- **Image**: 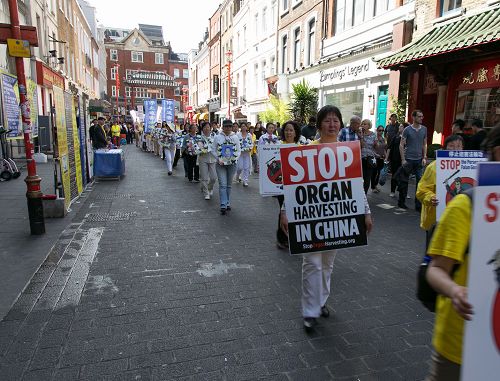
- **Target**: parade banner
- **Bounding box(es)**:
[1,72,21,139]
[258,144,285,196]
[436,150,487,220]
[163,99,175,123]
[462,162,500,380]
[280,142,367,255]
[143,99,157,133]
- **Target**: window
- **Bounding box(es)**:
[271,1,276,27]
[110,49,118,61]
[281,35,288,73]
[111,85,119,97]
[183,69,189,78]
[158,89,165,98]
[306,19,315,66]
[336,0,390,33]
[293,28,300,70]
[110,66,117,80]
[261,61,267,93]
[441,0,462,15]
[131,51,143,62]
[262,8,267,33]
[243,25,247,49]
[155,53,164,64]
[174,68,180,78]
[174,87,181,96]
[254,64,259,93]
[271,56,276,74]
[282,0,289,12]
[125,87,131,98]
[254,13,259,38]
[135,88,148,98]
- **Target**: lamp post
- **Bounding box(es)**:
[114,63,120,115]
[7,0,45,234]
[226,50,232,120]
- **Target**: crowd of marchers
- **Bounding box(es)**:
[88,109,500,381]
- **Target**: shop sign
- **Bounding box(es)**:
[319,59,384,87]
[213,75,219,95]
[36,61,64,89]
[208,98,220,112]
[230,87,238,99]
[424,73,438,95]
[125,71,180,87]
[459,60,500,90]
[7,39,30,58]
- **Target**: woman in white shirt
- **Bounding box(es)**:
[258,122,280,145]
[196,122,217,199]
[236,123,254,187]
[211,120,241,215]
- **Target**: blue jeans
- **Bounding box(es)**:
[216,164,236,209]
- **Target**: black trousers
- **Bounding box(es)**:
[370,158,385,189]
[186,155,199,181]
[275,195,287,246]
[173,148,180,168]
[362,158,374,194]
[390,161,402,193]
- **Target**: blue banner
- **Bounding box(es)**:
[161,99,175,123]
[143,99,157,133]
[1,73,21,138]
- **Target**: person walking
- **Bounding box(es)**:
[398,110,428,210]
[197,122,217,199]
[254,122,264,141]
[338,115,360,142]
[258,122,279,145]
[164,124,177,176]
[279,106,373,331]
[384,113,399,146]
[301,116,317,141]
[181,124,200,182]
[371,125,387,193]
[385,123,406,197]
[236,123,253,187]
[111,120,121,147]
[212,120,241,215]
[93,117,108,150]
[425,124,500,381]
[360,119,377,194]
[468,118,487,150]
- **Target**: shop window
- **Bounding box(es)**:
[441,0,462,16]
[455,87,500,130]
[325,89,364,119]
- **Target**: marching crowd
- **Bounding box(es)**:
[89,108,500,381]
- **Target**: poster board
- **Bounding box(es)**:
[143,99,157,133]
[436,150,487,220]
[258,144,285,196]
[53,85,71,209]
[462,162,500,380]
[280,142,367,255]
[1,72,21,139]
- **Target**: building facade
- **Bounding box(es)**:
[208,6,222,122]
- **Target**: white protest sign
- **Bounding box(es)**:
[258,144,284,196]
[280,141,367,255]
[436,150,487,220]
[462,162,500,380]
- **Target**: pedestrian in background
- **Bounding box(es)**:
[182,124,200,183]
[301,116,317,141]
[212,120,241,215]
[254,121,264,140]
[384,113,399,146]
[425,124,500,381]
[249,126,259,174]
[280,106,373,331]
[360,119,377,194]
[236,123,253,187]
[111,120,121,147]
[398,110,428,210]
[371,125,387,193]
[385,123,406,197]
[468,118,487,150]
[197,122,217,200]
[258,122,279,145]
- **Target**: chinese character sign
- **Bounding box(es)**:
[143,99,157,133]
[280,142,367,255]
[161,99,175,123]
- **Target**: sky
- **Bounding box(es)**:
[88,0,222,53]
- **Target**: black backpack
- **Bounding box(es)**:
[416,189,474,312]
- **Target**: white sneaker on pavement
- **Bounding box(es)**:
[204,194,210,200]
[389,192,395,197]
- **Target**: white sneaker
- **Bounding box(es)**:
[243,182,248,187]
[209,190,213,196]
[407,195,411,199]
[389,192,395,198]
[204,194,210,200]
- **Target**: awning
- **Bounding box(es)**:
[376,6,500,69]
[199,112,209,120]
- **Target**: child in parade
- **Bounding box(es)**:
[279,106,373,331]
[258,122,280,145]
[236,123,254,187]
[249,126,259,174]
[181,124,200,182]
[196,122,217,199]
[212,119,241,215]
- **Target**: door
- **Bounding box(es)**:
[376,86,389,128]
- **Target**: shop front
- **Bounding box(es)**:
[287,52,391,129]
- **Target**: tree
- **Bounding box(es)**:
[258,95,292,125]
[389,83,410,125]
[289,79,318,125]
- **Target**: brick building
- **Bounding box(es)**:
[103,24,188,118]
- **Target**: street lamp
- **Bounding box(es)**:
[226,50,232,120]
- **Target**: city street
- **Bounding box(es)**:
[0,145,434,380]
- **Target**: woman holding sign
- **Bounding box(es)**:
[280,105,373,331]
[212,120,241,215]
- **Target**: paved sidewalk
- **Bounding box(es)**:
[0,145,433,380]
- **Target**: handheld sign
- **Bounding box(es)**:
[280,141,367,255]
[436,150,487,220]
[258,145,284,196]
[462,162,500,380]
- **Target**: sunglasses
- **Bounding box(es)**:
[377,129,384,132]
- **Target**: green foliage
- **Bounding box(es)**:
[258,95,292,125]
[289,80,318,125]
[389,83,409,124]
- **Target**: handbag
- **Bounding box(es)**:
[379,163,389,186]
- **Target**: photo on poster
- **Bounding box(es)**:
[258,145,287,196]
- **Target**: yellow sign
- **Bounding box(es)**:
[7,39,31,58]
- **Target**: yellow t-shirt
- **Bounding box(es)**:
[111,124,121,137]
[427,193,471,364]
[416,161,437,231]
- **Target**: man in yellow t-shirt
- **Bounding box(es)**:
[111,121,121,147]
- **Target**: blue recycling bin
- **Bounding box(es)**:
[93,149,125,177]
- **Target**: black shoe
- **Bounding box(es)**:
[226,206,231,211]
[320,305,330,318]
[303,317,316,332]
[168,171,172,176]
[276,241,288,250]
[220,208,226,215]
[398,203,408,209]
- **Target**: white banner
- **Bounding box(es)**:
[258,145,286,196]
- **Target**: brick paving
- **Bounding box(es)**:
[0,145,433,380]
